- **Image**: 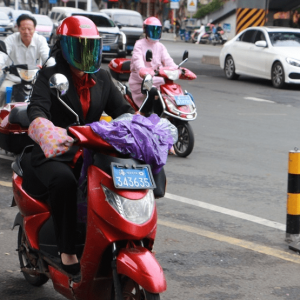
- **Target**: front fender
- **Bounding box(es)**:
[116,246,166,294]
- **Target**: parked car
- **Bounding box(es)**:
[100,9,143,54]
[0,11,13,35]
[220,26,300,88]
[8,9,32,32]
[0,7,14,18]
[33,14,53,43]
[50,11,126,58]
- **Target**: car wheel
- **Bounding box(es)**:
[271,62,285,88]
[224,55,239,80]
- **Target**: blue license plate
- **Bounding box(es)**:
[111,163,156,189]
[126,45,134,50]
[103,45,111,51]
[174,95,193,106]
[0,28,4,32]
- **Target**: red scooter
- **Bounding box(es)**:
[11,73,166,300]
[108,50,197,157]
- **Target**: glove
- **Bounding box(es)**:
[139,67,155,78]
[28,117,74,158]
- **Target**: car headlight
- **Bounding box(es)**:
[102,185,154,225]
[163,69,180,81]
[119,32,126,44]
[286,57,300,67]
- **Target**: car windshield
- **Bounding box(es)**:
[0,12,9,20]
[73,14,115,27]
[113,14,143,27]
[269,32,300,47]
[34,15,52,26]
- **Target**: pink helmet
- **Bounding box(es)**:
[143,17,162,41]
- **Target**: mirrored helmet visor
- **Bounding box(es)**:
[145,25,162,40]
[60,35,102,73]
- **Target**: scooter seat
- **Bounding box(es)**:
[8,105,30,128]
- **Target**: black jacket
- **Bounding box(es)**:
[28,55,135,166]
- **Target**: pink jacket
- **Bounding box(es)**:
[128,38,177,107]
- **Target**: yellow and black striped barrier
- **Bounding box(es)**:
[286,148,300,251]
[236,8,266,34]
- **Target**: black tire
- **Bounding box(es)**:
[18,226,49,287]
[113,275,160,299]
[224,55,239,80]
[173,122,194,158]
[271,62,285,88]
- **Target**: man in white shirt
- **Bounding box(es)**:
[195,23,206,44]
[163,19,170,33]
[0,14,54,107]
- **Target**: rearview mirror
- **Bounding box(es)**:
[49,73,80,124]
[146,50,153,62]
[182,50,188,61]
[0,40,7,55]
[49,73,69,96]
[141,74,153,93]
[255,40,267,48]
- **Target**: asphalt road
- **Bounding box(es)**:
[1,40,300,299]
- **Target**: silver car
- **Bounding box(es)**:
[0,11,13,35]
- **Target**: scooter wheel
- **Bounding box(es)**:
[113,275,160,299]
[173,122,194,157]
[18,226,49,286]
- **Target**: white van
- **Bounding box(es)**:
[49,7,84,24]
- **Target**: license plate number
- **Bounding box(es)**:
[0,28,5,32]
[126,45,134,50]
[111,163,156,189]
[174,95,193,106]
[103,45,111,51]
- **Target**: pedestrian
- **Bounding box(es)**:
[163,19,170,33]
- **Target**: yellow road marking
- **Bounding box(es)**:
[158,219,300,264]
[0,180,12,187]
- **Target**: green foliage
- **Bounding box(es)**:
[193,0,225,19]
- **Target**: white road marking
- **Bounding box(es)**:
[164,192,285,231]
[244,97,275,103]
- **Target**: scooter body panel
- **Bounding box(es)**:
[117,246,167,293]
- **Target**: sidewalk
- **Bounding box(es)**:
[161,32,220,66]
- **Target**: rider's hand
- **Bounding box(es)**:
[139,67,155,78]
[28,117,74,158]
[37,64,42,69]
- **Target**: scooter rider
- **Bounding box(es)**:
[128,16,177,108]
[0,14,55,107]
[27,16,135,277]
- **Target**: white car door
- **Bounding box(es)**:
[247,30,270,78]
[232,29,257,75]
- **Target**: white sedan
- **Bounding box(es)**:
[219,26,300,88]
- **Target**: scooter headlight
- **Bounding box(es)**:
[165,98,179,115]
[17,68,39,82]
[102,185,155,224]
[163,69,180,81]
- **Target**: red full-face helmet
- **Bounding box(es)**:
[143,17,162,41]
[56,16,102,73]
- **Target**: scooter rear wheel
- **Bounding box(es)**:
[174,122,194,157]
[18,226,49,286]
[114,275,160,299]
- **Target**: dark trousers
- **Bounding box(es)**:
[33,159,82,254]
